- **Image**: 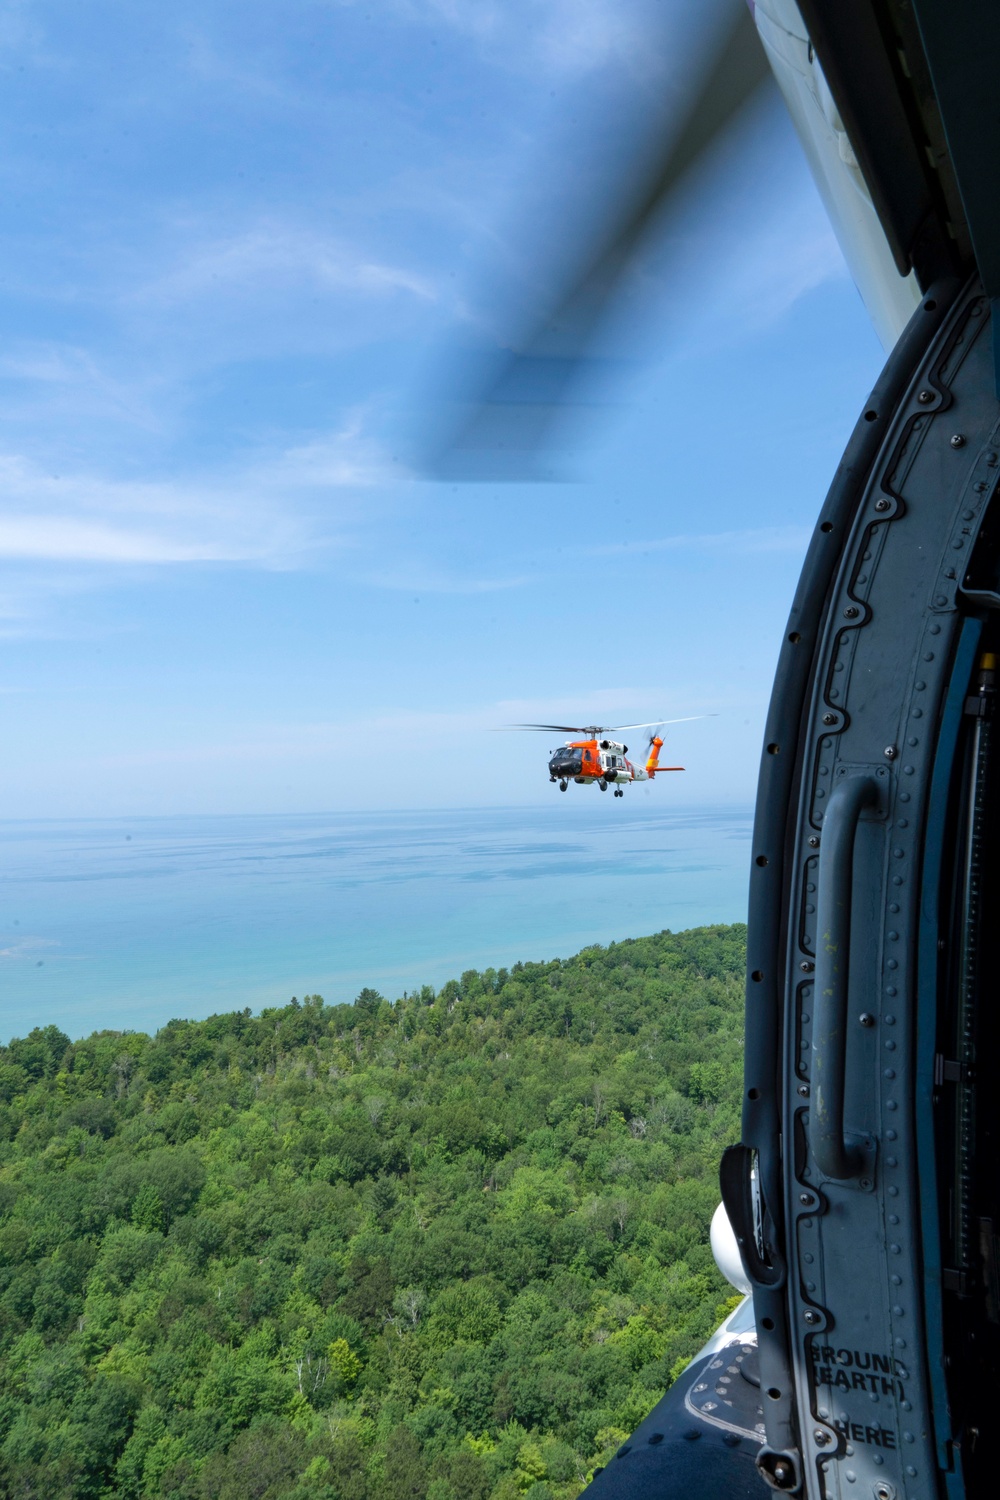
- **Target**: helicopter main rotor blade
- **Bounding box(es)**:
[504,724,595,733]
[503,714,716,734]
[429,2,772,480]
[612,714,716,731]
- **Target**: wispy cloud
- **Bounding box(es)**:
[0,516,261,564]
[0,411,398,572]
[654,111,850,345]
[0,458,306,566]
[710,204,848,333]
[78,688,723,771]
[0,342,167,440]
[135,223,438,309]
[251,414,401,490]
[348,0,690,81]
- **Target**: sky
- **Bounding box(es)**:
[0,0,888,818]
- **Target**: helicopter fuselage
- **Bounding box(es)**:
[547,736,682,794]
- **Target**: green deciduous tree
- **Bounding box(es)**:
[0,925,746,1500]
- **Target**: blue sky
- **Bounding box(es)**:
[0,0,887,817]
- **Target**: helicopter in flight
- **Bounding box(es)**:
[512,717,704,794]
[434,0,1000,1496]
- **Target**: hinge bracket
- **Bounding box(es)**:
[934,1054,973,1085]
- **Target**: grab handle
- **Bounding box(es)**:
[811,774,878,1179]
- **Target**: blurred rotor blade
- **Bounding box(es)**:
[502,714,716,733]
[613,714,716,730]
[429,1,771,480]
[503,723,592,733]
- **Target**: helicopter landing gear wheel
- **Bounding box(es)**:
[559,780,567,791]
[599,779,608,791]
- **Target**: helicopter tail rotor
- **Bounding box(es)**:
[644,728,687,776]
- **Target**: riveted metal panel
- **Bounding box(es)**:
[742,276,962,1498]
[778,282,1000,1500]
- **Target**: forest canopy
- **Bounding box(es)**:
[0,923,746,1500]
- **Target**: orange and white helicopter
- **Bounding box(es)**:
[512,717,709,797]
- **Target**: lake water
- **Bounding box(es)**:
[0,802,752,1043]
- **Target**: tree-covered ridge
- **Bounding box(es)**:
[0,923,747,1500]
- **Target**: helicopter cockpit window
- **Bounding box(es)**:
[549,747,583,773]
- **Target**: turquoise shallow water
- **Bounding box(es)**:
[0,802,752,1043]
